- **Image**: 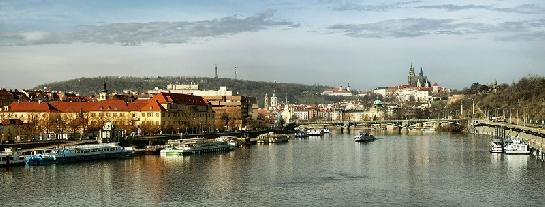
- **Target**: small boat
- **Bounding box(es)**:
[504,138,530,154]
[322,128,330,134]
[0,148,25,167]
[354,132,376,142]
[306,129,324,136]
[25,143,134,166]
[161,138,233,156]
[256,132,290,143]
[489,138,503,153]
[294,131,308,138]
[216,136,241,147]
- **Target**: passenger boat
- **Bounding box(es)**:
[306,129,324,136]
[322,128,330,134]
[489,138,503,153]
[256,132,290,143]
[504,138,531,154]
[0,148,25,167]
[354,132,376,142]
[25,143,134,166]
[160,138,233,156]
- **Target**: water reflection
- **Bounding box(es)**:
[2,133,545,206]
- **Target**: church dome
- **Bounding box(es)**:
[373,99,383,106]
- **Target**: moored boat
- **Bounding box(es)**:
[354,132,376,142]
[489,138,503,153]
[257,132,290,143]
[216,136,242,147]
[160,138,233,156]
[294,131,308,138]
[306,129,324,136]
[322,128,330,134]
[0,148,25,167]
[504,138,531,155]
[25,143,134,166]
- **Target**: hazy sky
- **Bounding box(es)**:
[1,0,544,90]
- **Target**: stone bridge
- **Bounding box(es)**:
[298,119,463,128]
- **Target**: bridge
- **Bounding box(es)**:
[472,120,545,137]
[472,119,545,157]
[297,119,463,128]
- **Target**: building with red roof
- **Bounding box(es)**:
[0,92,215,138]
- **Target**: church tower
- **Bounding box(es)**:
[270,91,278,110]
[270,81,278,110]
[264,93,269,109]
[98,81,109,101]
[408,63,415,85]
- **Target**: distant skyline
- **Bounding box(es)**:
[1,0,544,90]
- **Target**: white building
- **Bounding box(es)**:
[151,84,233,96]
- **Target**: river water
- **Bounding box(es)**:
[1,132,545,206]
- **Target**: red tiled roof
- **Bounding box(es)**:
[128,100,165,111]
[8,102,57,112]
[50,100,130,112]
[151,93,208,106]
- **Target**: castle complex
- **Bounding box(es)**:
[408,64,431,87]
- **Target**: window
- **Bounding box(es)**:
[141,113,145,117]
[147,113,152,117]
[156,113,160,117]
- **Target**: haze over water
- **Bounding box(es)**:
[1,132,544,206]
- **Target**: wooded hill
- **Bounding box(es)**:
[35,76,349,106]
[460,75,545,121]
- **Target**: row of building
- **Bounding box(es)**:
[0,84,259,141]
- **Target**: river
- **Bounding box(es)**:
[1,132,544,206]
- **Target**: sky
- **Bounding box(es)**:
[0,0,544,90]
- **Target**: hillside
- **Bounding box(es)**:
[458,75,545,121]
[35,76,348,105]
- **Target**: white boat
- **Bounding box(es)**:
[504,138,531,154]
[0,148,25,167]
[216,136,241,147]
[322,128,330,134]
[306,129,324,136]
[294,131,308,138]
[160,138,233,156]
[354,132,376,142]
[489,138,503,153]
[25,143,134,166]
[256,132,290,143]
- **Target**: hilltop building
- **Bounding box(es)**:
[408,64,431,87]
[321,83,353,97]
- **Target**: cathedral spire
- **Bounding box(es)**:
[419,67,424,76]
